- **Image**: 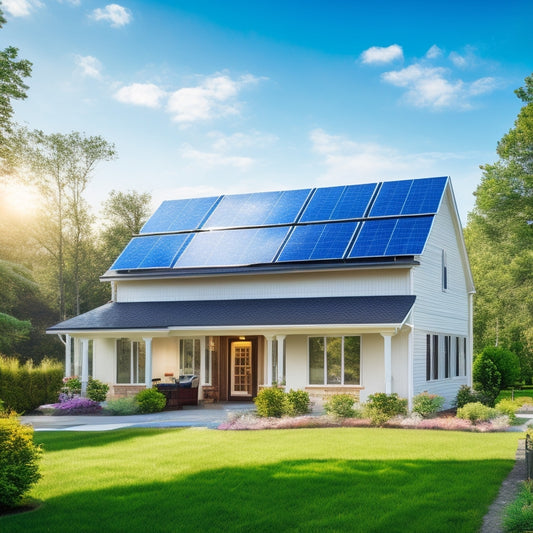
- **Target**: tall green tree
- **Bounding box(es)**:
[465,73,533,381]
[11,129,117,319]
[0,7,31,167]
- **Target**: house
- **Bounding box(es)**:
[47,176,474,409]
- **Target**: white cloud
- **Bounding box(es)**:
[381,64,499,110]
[167,74,263,123]
[426,45,443,59]
[91,4,132,27]
[75,55,103,79]
[180,144,254,170]
[114,83,166,108]
[2,0,42,17]
[360,44,403,65]
[209,130,278,152]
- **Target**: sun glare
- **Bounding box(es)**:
[1,183,40,217]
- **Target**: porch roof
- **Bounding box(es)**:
[47,295,416,333]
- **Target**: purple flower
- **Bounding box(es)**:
[52,397,102,415]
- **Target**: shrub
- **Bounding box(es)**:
[454,385,479,408]
[473,355,501,406]
[254,387,286,417]
[52,397,102,415]
[364,393,408,426]
[103,397,140,415]
[284,389,310,416]
[503,481,533,532]
[478,346,521,390]
[0,357,63,412]
[61,376,81,399]
[0,414,42,509]
[456,402,496,423]
[496,398,520,423]
[135,388,166,414]
[412,391,445,418]
[324,394,358,418]
[87,378,109,402]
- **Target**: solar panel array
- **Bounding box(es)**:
[110,176,448,271]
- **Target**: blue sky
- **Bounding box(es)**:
[2,0,532,223]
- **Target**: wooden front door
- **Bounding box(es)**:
[230,341,253,397]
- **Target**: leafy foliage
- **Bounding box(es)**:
[503,481,533,533]
[456,402,497,423]
[87,378,109,402]
[254,386,286,417]
[134,388,166,414]
[465,73,533,382]
[412,391,445,418]
[52,397,102,415]
[473,352,502,406]
[0,413,41,509]
[103,397,140,415]
[363,393,408,426]
[454,385,480,408]
[324,393,358,418]
[284,389,310,416]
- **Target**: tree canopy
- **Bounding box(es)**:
[465,73,533,381]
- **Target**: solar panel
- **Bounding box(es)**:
[369,180,412,217]
[348,216,433,258]
[300,183,376,222]
[174,226,290,268]
[203,189,311,228]
[141,196,220,233]
[401,176,447,215]
[277,222,358,262]
[111,234,191,270]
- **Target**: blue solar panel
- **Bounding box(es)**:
[300,183,376,222]
[203,189,310,228]
[277,222,358,262]
[401,176,447,215]
[348,216,433,258]
[111,234,191,269]
[174,226,290,268]
[141,196,220,233]
[369,180,412,217]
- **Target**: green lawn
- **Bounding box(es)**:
[1,428,522,533]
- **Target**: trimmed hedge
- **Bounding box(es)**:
[0,356,63,413]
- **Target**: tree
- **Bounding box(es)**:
[100,189,152,267]
[465,73,533,380]
[11,128,116,319]
[0,7,32,166]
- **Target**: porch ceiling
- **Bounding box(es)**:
[47,295,415,334]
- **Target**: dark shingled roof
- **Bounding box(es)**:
[47,295,416,332]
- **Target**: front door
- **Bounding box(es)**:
[230,341,253,397]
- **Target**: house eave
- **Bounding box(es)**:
[100,257,420,282]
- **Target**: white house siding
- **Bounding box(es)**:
[114,269,411,303]
[411,190,471,407]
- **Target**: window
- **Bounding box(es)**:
[179,338,201,376]
[455,337,460,377]
[426,334,439,381]
[309,336,360,385]
[116,339,145,384]
[442,249,448,290]
[444,336,451,378]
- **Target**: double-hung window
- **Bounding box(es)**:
[179,338,201,376]
[309,336,360,385]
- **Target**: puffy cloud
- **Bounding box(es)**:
[90,4,132,27]
[180,144,254,170]
[209,130,278,152]
[167,74,263,123]
[114,83,166,108]
[360,44,403,65]
[2,0,42,17]
[75,55,102,79]
[425,45,443,59]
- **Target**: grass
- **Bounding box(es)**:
[1,428,522,533]
[498,389,533,402]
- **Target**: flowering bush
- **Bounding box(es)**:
[412,391,445,418]
[52,397,102,415]
[61,376,81,400]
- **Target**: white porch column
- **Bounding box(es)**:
[143,337,153,389]
[200,336,207,385]
[81,338,89,397]
[266,336,274,386]
[381,334,392,394]
[65,334,72,378]
[276,335,286,386]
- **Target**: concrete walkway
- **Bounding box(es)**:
[20,402,256,431]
